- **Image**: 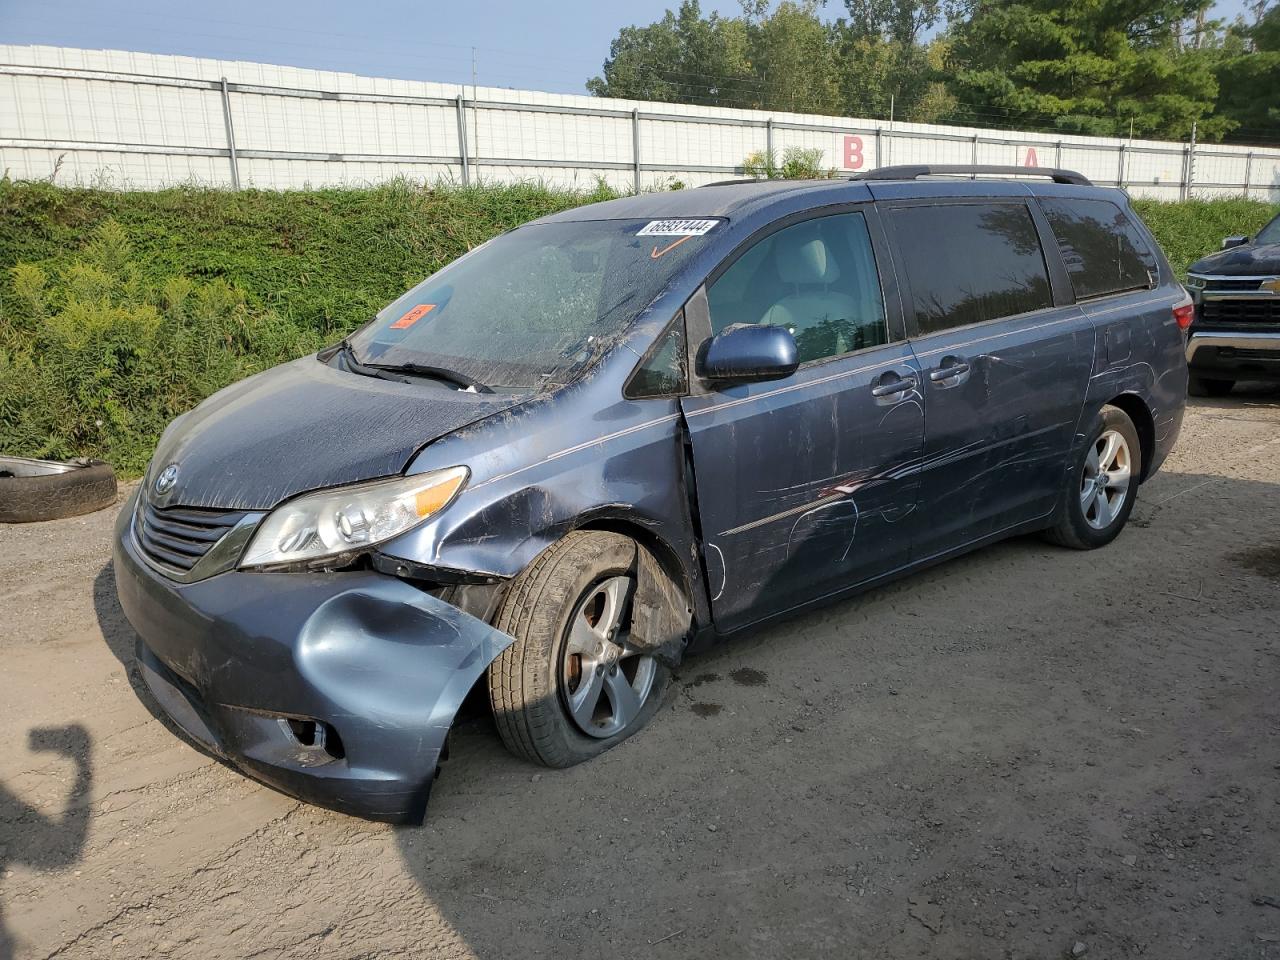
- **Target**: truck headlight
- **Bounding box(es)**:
[239,467,468,569]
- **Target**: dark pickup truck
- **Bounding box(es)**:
[1185,213,1280,395]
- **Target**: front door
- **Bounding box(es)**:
[884,199,1095,559]
[680,208,925,633]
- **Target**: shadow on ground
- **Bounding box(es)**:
[0,726,92,960]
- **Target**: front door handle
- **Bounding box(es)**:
[928,356,971,382]
[870,371,917,398]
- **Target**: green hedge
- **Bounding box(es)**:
[0,178,1275,475]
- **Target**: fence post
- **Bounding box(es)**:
[1055,140,1063,170]
[632,108,641,192]
[971,133,979,173]
[1182,121,1197,201]
[1244,151,1253,199]
[219,77,240,190]
[455,94,470,186]
[766,117,774,160]
[1117,142,1126,189]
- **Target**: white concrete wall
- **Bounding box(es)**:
[2,44,1278,200]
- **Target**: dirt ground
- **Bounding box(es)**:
[2,389,1278,960]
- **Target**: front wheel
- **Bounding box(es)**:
[487,531,670,767]
[1044,405,1142,550]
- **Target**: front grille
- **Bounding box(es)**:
[136,500,249,572]
[1200,299,1280,325]
[1202,278,1266,292]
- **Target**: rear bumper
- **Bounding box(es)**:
[1186,330,1280,381]
[112,490,514,823]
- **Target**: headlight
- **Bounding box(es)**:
[239,466,469,569]
[1184,275,1207,291]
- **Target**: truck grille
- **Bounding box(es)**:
[135,501,249,572]
[1202,278,1265,292]
[1200,299,1280,324]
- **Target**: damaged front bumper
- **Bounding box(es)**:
[112,493,514,823]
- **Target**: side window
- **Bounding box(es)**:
[706,212,888,365]
[1038,198,1157,300]
[891,202,1053,335]
[625,319,687,399]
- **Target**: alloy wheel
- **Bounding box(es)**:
[560,575,657,739]
[1080,428,1132,530]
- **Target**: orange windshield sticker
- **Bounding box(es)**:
[390,303,435,329]
[650,236,692,259]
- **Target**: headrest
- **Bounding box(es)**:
[777,236,840,284]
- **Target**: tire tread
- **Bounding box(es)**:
[487,531,668,768]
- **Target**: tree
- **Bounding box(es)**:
[751,1,845,114]
[1210,3,1280,141]
[586,1,756,108]
[588,0,946,119]
[942,0,1232,140]
[585,0,1280,147]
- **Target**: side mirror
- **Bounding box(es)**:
[699,323,799,383]
[1222,235,1249,250]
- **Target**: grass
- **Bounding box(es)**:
[1131,197,1277,276]
[0,177,1275,475]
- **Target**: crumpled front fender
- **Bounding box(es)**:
[114,502,515,823]
[295,583,515,758]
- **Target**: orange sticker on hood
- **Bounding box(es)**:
[390,303,435,329]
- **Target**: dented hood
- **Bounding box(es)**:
[150,355,522,511]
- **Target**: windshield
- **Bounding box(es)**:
[348,219,716,391]
[1256,215,1280,246]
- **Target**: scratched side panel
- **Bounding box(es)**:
[679,342,925,632]
[909,306,1096,557]
[1078,287,1187,474]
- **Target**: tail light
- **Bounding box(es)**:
[1173,292,1194,331]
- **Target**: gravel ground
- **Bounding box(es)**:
[2,390,1278,960]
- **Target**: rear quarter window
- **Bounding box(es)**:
[1038,198,1157,300]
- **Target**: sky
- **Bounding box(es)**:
[0,0,1262,96]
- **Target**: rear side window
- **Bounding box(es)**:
[1039,198,1157,300]
[891,202,1052,335]
[707,211,888,365]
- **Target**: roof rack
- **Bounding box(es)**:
[849,164,1092,186]
[700,177,770,187]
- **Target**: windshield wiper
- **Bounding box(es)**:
[334,341,494,393]
[334,340,412,384]
[367,361,494,394]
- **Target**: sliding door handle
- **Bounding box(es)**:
[871,371,917,398]
[929,357,971,382]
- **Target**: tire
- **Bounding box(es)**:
[1043,405,1142,550]
[0,457,118,523]
[1188,376,1234,398]
[487,531,671,768]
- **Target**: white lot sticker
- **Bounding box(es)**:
[636,219,719,237]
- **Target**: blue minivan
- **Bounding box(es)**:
[114,166,1189,822]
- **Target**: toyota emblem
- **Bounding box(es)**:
[154,463,179,495]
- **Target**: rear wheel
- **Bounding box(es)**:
[487,531,670,767]
[1188,375,1234,398]
[1044,405,1142,550]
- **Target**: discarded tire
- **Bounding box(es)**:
[0,456,118,523]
